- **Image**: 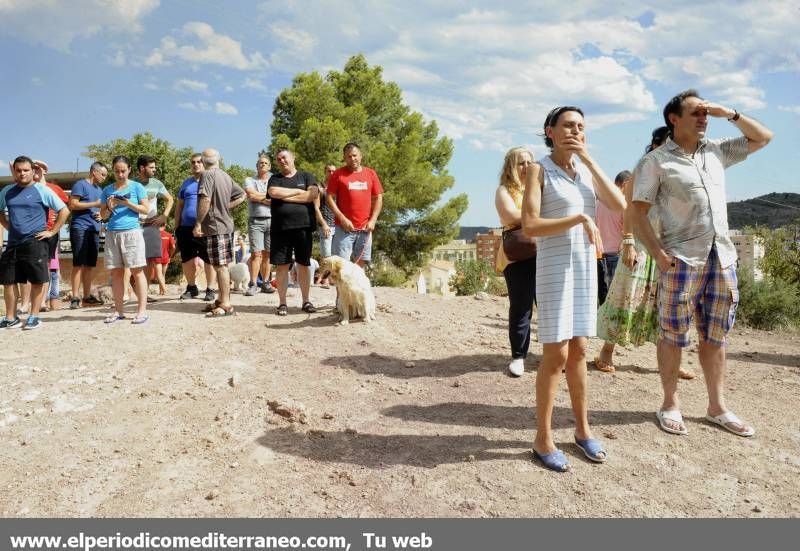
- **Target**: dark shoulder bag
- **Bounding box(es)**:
[502,226,537,262]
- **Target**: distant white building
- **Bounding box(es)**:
[432,240,476,263]
[732,234,765,281]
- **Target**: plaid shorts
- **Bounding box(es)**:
[658,246,739,347]
[205,233,234,266]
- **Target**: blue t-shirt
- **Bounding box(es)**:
[178,176,201,227]
[101,181,148,231]
[0,182,67,246]
[70,179,103,232]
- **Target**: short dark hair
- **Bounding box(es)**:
[112,155,131,168]
[190,153,202,160]
[663,89,702,136]
[543,106,584,148]
[343,142,360,154]
[12,155,34,169]
[137,155,156,169]
[614,170,632,186]
[647,126,670,152]
[89,161,107,173]
[275,148,292,156]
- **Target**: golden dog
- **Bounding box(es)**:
[319,256,376,325]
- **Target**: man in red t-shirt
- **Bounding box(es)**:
[326,143,383,267]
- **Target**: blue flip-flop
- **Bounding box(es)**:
[574,437,607,463]
[532,448,570,472]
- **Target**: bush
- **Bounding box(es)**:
[368,258,407,287]
[736,269,800,330]
[486,276,508,297]
[450,259,495,296]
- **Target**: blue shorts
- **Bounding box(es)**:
[319,226,335,258]
[70,227,100,267]
[332,229,372,263]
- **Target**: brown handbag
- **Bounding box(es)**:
[502,226,537,262]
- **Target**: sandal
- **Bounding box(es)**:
[656,409,688,435]
[705,412,755,437]
[593,356,615,373]
[532,448,570,472]
[574,437,607,463]
[131,314,149,325]
[276,304,288,316]
[104,313,126,324]
[202,299,222,313]
[301,301,317,313]
[206,305,235,317]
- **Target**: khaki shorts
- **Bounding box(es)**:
[104,229,147,269]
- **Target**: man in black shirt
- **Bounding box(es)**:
[267,148,320,315]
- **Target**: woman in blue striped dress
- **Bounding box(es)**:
[521,106,626,472]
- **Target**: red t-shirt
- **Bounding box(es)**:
[326,166,383,230]
[159,229,175,265]
[45,182,69,230]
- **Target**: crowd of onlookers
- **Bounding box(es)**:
[0,142,383,325]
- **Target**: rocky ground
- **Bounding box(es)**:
[1,286,799,517]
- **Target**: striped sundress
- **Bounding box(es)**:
[535,156,598,343]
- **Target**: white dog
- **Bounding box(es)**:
[229,262,250,292]
[319,256,376,325]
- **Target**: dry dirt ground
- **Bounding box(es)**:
[1,285,799,518]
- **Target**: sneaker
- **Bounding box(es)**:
[508,358,525,377]
[276,304,288,316]
[22,316,41,330]
[261,282,276,294]
[244,284,258,297]
[0,317,21,329]
[69,298,81,309]
[203,288,216,302]
[180,285,200,300]
[82,295,103,306]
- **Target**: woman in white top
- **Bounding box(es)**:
[521,106,625,472]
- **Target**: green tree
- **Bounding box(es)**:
[449,259,495,296]
[268,54,468,279]
[84,132,253,234]
[746,225,800,285]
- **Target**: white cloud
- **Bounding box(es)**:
[214,102,238,115]
[0,0,159,51]
[178,101,238,115]
[107,50,126,67]
[31,77,42,86]
[242,77,267,91]
[144,82,159,91]
[178,101,210,112]
[174,78,208,92]
[779,105,800,114]
[224,85,234,93]
[145,22,268,70]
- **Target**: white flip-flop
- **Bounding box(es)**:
[656,409,688,435]
[705,412,755,437]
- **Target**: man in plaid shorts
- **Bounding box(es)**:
[193,148,245,317]
[632,89,772,437]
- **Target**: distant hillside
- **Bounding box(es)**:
[728,193,800,229]
[457,226,492,242]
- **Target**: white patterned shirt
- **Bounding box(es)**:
[633,135,748,268]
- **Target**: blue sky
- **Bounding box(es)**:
[2,0,798,226]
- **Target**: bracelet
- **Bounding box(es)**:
[728,110,740,122]
[622,233,634,239]
[621,238,635,246]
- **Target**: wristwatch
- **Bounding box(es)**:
[727,110,740,122]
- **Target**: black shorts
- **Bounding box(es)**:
[270,228,313,266]
[70,227,100,267]
[176,226,209,263]
[0,238,50,285]
[47,232,60,260]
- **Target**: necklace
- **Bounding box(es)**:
[551,156,574,172]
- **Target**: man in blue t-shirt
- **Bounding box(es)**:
[68,161,107,309]
[174,153,217,301]
[0,156,69,330]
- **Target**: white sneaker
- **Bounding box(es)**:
[508,358,524,377]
